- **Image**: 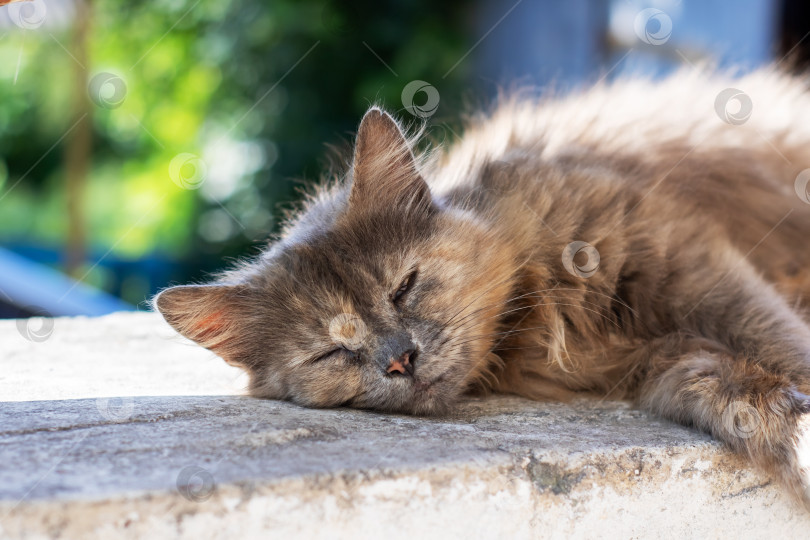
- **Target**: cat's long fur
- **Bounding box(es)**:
[156,67,810,506]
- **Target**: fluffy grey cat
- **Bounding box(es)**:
[156,68,810,507]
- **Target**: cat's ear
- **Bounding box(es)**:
[154,284,251,367]
[349,107,431,210]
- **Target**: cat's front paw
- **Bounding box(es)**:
[794,413,810,506]
[771,390,810,508]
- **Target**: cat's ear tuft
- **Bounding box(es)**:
[350,107,431,211]
[154,284,250,367]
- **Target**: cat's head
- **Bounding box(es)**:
[155,108,516,415]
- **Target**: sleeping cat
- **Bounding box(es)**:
[155,68,810,506]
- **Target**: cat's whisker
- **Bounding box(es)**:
[507,287,638,317]
[448,293,620,333]
[441,286,566,331]
[442,282,637,337]
[440,270,523,329]
[440,301,621,361]
[443,290,547,398]
[446,299,620,347]
[439,248,543,330]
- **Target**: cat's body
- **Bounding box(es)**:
[432,69,810,397]
[156,68,810,506]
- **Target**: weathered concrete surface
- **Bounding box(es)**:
[1,312,809,539]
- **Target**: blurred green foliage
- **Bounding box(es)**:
[0,0,472,304]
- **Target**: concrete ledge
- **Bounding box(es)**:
[1,313,809,538]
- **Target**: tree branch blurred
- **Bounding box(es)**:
[64,0,92,276]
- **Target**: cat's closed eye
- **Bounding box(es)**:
[311,348,345,364]
[392,270,417,305]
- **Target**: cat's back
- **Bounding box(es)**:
[429,67,810,196]
[426,67,810,304]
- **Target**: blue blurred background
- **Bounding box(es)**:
[0,0,806,318]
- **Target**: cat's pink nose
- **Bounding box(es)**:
[386,349,416,376]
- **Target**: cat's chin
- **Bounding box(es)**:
[395,368,480,416]
[402,395,455,416]
[407,373,453,415]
